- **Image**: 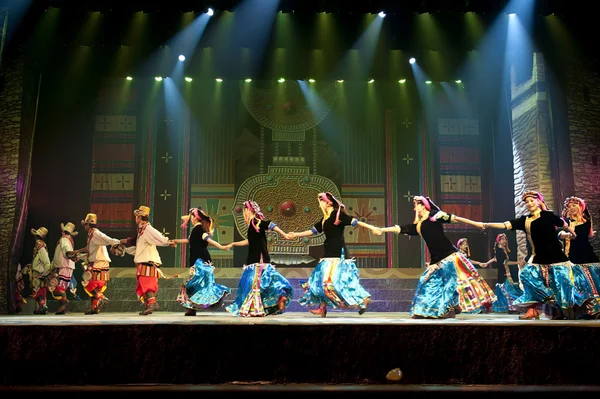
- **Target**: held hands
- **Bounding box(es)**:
[223,243,233,251]
[168,240,176,248]
[287,232,297,240]
[372,228,383,236]
[473,222,486,231]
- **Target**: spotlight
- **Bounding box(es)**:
[178,55,185,61]
[455,79,462,83]
[308,78,315,83]
[245,78,252,82]
[155,76,163,81]
[399,79,406,83]
[278,78,285,82]
[336,79,344,83]
[508,13,516,16]
[425,80,432,84]
[126,76,133,81]
[378,11,386,17]
[207,8,214,16]
[185,77,192,82]
[368,79,375,83]
[409,58,416,64]
[216,78,223,82]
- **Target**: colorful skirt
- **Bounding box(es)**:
[491,281,523,313]
[226,263,293,317]
[411,252,496,318]
[178,259,230,310]
[514,261,581,310]
[298,256,370,310]
[572,263,600,318]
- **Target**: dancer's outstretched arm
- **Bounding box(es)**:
[272,225,291,240]
[356,221,383,236]
[287,230,315,239]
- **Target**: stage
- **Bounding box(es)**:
[2,311,600,388]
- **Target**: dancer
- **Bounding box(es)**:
[225,200,293,317]
[50,222,79,315]
[172,207,231,316]
[77,213,121,314]
[483,191,579,320]
[380,196,496,318]
[287,192,382,317]
[456,238,493,267]
[123,206,175,315]
[559,196,600,318]
[481,233,524,314]
[29,227,51,315]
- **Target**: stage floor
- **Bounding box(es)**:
[2,311,600,326]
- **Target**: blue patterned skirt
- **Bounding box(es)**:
[514,262,581,310]
[491,281,523,313]
[298,256,371,311]
[572,263,600,318]
[177,259,230,310]
[411,252,496,318]
[226,263,293,317]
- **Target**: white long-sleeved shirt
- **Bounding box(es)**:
[52,235,75,271]
[124,223,170,265]
[87,228,120,263]
[32,240,51,275]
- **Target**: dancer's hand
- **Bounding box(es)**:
[473,222,485,231]
[287,232,297,239]
[223,243,233,250]
[168,241,176,248]
[372,228,383,236]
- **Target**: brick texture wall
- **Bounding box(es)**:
[565,64,600,255]
[0,53,24,312]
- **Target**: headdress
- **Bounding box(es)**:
[318,192,346,225]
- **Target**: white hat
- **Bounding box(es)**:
[60,222,79,236]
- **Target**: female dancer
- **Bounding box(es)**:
[225,200,293,317]
[172,208,231,316]
[287,192,382,317]
[483,191,579,320]
[380,196,496,318]
[456,238,492,267]
[559,196,600,318]
[481,233,524,314]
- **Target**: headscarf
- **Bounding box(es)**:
[181,207,214,235]
[244,200,264,232]
[318,192,346,225]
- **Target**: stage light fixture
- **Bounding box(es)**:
[207,8,214,16]
[399,79,406,83]
[245,78,252,82]
[425,80,432,84]
[155,76,163,81]
[337,79,344,83]
[278,78,285,82]
[308,79,316,83]
[378,11,386,17]
[126,76,133,81]
[368,79,375,83]
[185,77,192,82]
[216,78,223,82]
[409,58,416,64]
[178,55,185,61]
[455,79,462,83]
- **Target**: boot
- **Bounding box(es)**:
[55,296,68,315]
[519,307,540,320]
[184,308,197,316]
[139,292,159,315]
[85,297,99,315]
[309,302,327,317]
[358,297,371,315]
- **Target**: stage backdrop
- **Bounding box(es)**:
[80,78,499,268]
